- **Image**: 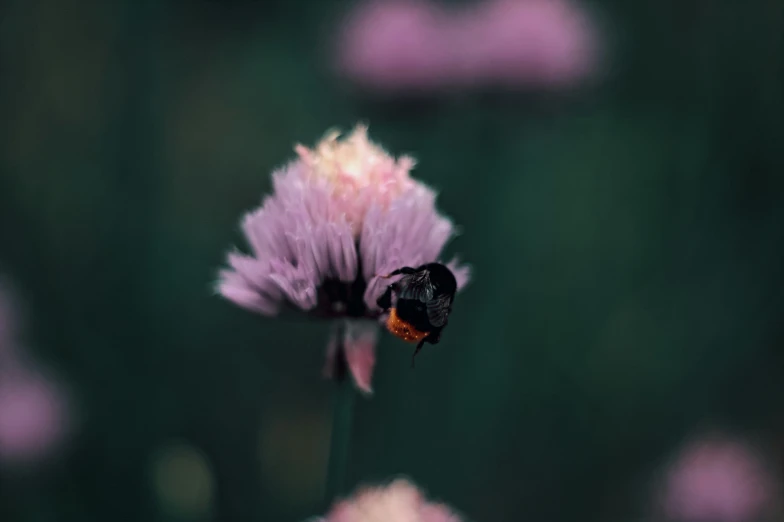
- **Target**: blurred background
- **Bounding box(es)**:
[1,0,783,521]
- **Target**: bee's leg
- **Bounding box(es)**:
[411,329,442,368]
[376,284,395,310]
[411,338,427,369]
[379,266,417,278]
[426,327,443,345]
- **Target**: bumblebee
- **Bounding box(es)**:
[376,262,457,368]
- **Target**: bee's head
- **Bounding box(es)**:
[424,263,457,295]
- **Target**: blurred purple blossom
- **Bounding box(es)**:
[0,279,73,465]
[659,435,776,522]
[336,0,598,92]
[336,0,451,91]
[322,478,463,522]
[0,365,70,464]
[217,125,470,394]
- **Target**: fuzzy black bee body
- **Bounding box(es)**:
[376,262,457,367]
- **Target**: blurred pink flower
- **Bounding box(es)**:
[660,436,775,522]
[450,0,598,87]
[0,368,69,463]
[323,479,462,522]
[217,125,470,394]
[336,0,598,92]
[337,0,452,91]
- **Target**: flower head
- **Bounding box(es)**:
[336,0,598,92]
[0,279,72,465]
[217,125,470,393]
[324,479,463,522]
[337,0,452,91]
[0,367,70,464]
[659,435,776,522]
[452,0,598,87]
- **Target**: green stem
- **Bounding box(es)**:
[323,342,356,507]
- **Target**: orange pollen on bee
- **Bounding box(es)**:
[385,308,429,344]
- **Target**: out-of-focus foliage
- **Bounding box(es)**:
[0,0,782,521]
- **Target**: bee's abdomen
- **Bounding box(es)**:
[385,308,429,344]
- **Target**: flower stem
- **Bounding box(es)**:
[324,342,356,507]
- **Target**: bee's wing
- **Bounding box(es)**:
[426,293,452,327]
[397,269,435,303]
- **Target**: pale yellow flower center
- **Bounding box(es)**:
[338,481,433,522]
[294,125,416,235]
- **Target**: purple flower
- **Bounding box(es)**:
[323,478,464,522]
[0,281,72,464]
[217,125,470,394]
[335,0,599,92]
[658,434,777,522]
[0,365,71,464]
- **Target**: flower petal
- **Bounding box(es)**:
[322,321,378,395]
[343,320,378,394]
[216,270,279,315]
[268,259,318,311]
[445,257,471,291]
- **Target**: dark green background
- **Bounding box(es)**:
[1,0,783,521]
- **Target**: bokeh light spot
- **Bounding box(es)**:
[151,442,215,518]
